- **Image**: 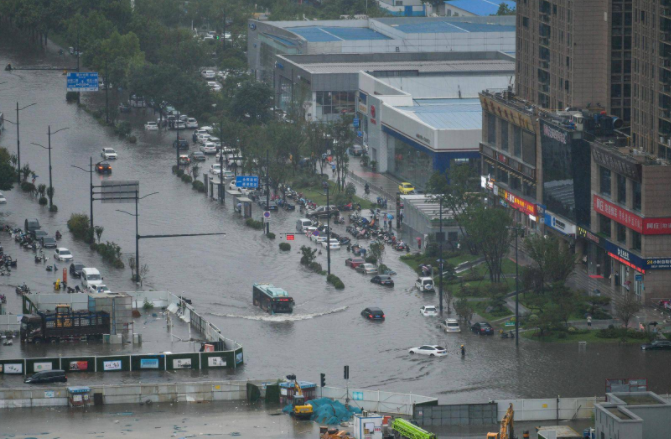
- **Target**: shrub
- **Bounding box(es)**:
[181,174,193,183]
[20,182,36,193]
[143,299,154,312]
[39,196,48,205]
[49,205,58,212]
[128,135,137,144]
[267,232,276,239]
[279,243,291,251]
[365,256,377,265]
[67,213,92,241]
[192,180,205,192]
[245,218,264,230]
[309,261,324,274]
[176,169,185,177]
[114,121,131,137]
[66,91,79,102]
[378,264,389,274]
[327,274,345,289]
[172,165,179,173]
[96,241,125,268]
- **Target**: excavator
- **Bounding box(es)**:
[286,374,314,420]
[487,404,515,439]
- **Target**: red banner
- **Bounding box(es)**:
[499,188,537,216]
[593,195,671,235]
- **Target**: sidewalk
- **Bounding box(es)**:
[347,158,401,207]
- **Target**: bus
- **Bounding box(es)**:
[252,283,295,314]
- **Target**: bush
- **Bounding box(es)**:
[245,218,264,230]
[267,232,276,239]
[49,205,58,212]
[327,274,345,289]
[192,180,205,192]
[172,165,179,173]
[96,241,125,269]
[128,135,137,143]
[38,196,48,205]
[309,261,324,274]
[378,264,389,274]
[279,242,291,251]
[176,169,185,177]
[365,256,377,265]
[66,91,79,102]
[114,121,132,138]
[181,174,193,183]
[67,213,92,241]
[20,182,36,193]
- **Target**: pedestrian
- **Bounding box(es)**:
[383,219,387,229]
[460,345,465,356]
[587,315,592,328]
[331,162,336,175]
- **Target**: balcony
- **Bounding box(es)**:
[663,59,671,70]
[540,84,550,93]
[539,37,550,47]
[540,60,550,70]
[539,14,550,23]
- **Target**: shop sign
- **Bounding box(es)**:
[140,359,159,369]
[479,95,535,133]
[583,229,671,271]
[592,144,641,181]
[208,357,226,367]
[358,92,367,114]
[544,212,576,236]
[594,195,671,235]
[542,123,567,144]
[415,133,430,145]
[578,226,600,244]
[646,258,671,269]
[498,187,537,216]
[370,105,376,125]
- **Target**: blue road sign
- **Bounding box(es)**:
[353,117,359,127]
[66,72,99,91]
[235,175,259,188]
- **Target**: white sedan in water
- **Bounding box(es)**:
[408,345,447,357]
[420,305,438,317]
[54,247,74,262]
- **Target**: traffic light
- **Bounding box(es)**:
[320,373,326,387]
[216,35,220,40]
[344,365,349,380]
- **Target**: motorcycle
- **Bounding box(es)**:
[55,230,62,240]
[394,242,409,251]
[16,283,30,295]
[334,216,345,225]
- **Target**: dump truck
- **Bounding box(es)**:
[21,305,111,343]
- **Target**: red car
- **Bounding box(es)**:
[345,257,365,268]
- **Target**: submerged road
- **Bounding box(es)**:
[1,31,670,402]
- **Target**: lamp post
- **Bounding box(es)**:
[438,196,444,315]
[514,224,520,346]
[2,102,37,185]
[322,181,331,276]
[116,191,159,282]
[71,157,95,234]
[32,125,69,209]
[265,149,270,235]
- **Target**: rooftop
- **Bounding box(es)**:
[292,59,514,75]
[607,407,634,420]
[445,0,517,16]
[397,98,482,130]
[617,393,665,406]
[286,26,390,42]
[380,18,515,34]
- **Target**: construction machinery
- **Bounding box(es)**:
[319,426,354,439]
[487,404,515,439]
[286,374,314,420]
[390,418,437,439]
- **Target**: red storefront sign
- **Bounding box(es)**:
[593,195,671,235]
[499,188,537,216]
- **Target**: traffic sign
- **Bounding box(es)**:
[66,72,99,91]
[286,234,295,241]
[263,211,271,223]
[235,175,259,188]
[353,117,359,127]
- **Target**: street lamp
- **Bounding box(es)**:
[32,125,69,210]
[321,181,331,276]
[2,102,37,184]
[71,158,95,236]
[508,224,522,346]
[116,191,159,282]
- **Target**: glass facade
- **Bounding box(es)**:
[316,91,356,122]
[389,138,433,189]
[600,166,612,197]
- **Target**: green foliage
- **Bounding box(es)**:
[462,205,512,282]
[20,182,36,193]
[67,214,92,241]
[143,299,155,312]
[176,169,185,177]
[523,234,577,293]
[454,298,475,322]
[181,174,193,183]
[114,121,132,137]
[365,256,378,265]
[245,218,264,230]
[496,3,516,15]
[94,241,125,269]
[192,180,206,192]
[39,196,48,205]
[231,81,272,124]
[596,328,651,340]
[309,261,324,274]
[128,135,137,143]
[300,245,317,265]
[327,274,345,290]
[94,226,105,244]
[0,148,17,191]
[267,232,276,239]
[66,91,79,102]
[279,242,291,251]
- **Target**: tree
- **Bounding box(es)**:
[231,81,272,124]
[128,256,136,281]
[138,264,150,288]
[454,298,474,323]
[585,295,611,317]
[462,206,513,282]
[330,116,355,191]
[300,245,317,266]
[0,148,17,191]
[369,241,385,267]
[523,234,576,293]
[549,283,580,327]
[615,291,642,329]
[496,3,516,15]
[94,226,105,244]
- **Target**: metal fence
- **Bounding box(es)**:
[320,386,437,416]
[495,397,598,422]
[413,403,498,426]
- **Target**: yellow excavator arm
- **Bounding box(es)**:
[486,404,514,439]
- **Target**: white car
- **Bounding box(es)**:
[197,134,211,145]
[54,248,73,262]
[408,345,447,357]
[89,284,112,294]
[101,148,117,160]
[207,81,222,91]
[201,125,215,134]
[420,306,438,317]
[174,121,186,130]
[144,121,159,131]
[310,233,328,243]
[228,180,250,194]
[210,163,223,175]
[416,277,435,292]
[443,318,461,333]
[202,35,214,42]
[0,191,6,204]
[222,170,235,180]
[217,70,228,80]
[201,70,216,79]
[321,239,341,250]
[186,118,198,128]
[200,142,217,154]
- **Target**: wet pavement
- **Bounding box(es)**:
[2,31,671,403]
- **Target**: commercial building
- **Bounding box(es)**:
[356,52,515,188]
[400,194,460,248]
[596,392,671,439]
[376,0,426,17]
[440,0,516,17]
[247,16,515,83]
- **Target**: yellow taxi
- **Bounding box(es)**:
[398,182,415,194]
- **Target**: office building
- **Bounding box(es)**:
[596,392,671,439]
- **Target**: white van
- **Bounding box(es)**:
[296,218,313,232]
[81,267,103,290]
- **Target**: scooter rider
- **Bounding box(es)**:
[364,183,370,194]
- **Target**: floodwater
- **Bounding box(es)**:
[1,32,670,403]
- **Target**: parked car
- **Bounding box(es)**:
[443,318,461,333]
[361,307,385,321]
[471,322,494,336]
[54,248,74,262]
[193,128,208,142]
[200,142,217,154]
[296,218,314,232]
[0,191,6,204]
[222,170,235,180]
[24,370,67,384]
[207,81,222,92]
[101,147,117,160]
[174,139,189,149]
[345,257,365,268]
[189,151,206,161]
[408,345,447,357]
[309,232,327,243]
[30,229,48,240]
[398,182,415,194]
[420,305,438,317]
[641,340,671,350]
[321,239,341,250]
[306,205,339,218]
[81,267,103,290]
[96,162,112,174]
[174,121,186,130]
[197,133,211,144]
[41,236,57,249]
[371,275,394,287]
[350,145,363,156]
[415,277,434,292]
[258,200,278,211]
[144,121,159,131]
[88,284,111,294]
[70,262,86,278]
[210,163,223,175]
[356,263,378,275]
[179,155,191,165]
[24,218,41,232]
[201,70,216,79]
[186,117,198,128]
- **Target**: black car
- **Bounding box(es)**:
[258,200,278,211]
[24,370,67,384]
[370,275,394,287]
[30,229,48,240]
[641,340,671,350]
[96,161,112,174]
[361,307,385,321]
[70,262,85,278]
[471,322,494,335]
[174,139,189,149]
[41,236,57,248]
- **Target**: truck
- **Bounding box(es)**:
[21,305,111,343]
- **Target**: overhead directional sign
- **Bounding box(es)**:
[66,72,99,91]
[236,175,259,188]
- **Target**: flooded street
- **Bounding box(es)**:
[1,33,670,403]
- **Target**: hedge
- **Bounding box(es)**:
[279,243,291,251]
[245,218,264,230]
[327,274,345,289]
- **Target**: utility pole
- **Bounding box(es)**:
[104,58,109,124]
[265,150,270,235]
[32,126,69,210]
[7,102,37,185]
[438,196,444,315]
[323,181,331,276]
[71,158,95,235]
[222,10,226,50]
[76,24,80,104]
[515,225,520,346]
[135,190,140,279]
[219,122,225,202]
[176,130,180,169]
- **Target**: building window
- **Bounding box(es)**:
[496,167,509,185]
[523,17,529,27]
[510,175,521,191]
[599,214,612,237]
[500,120,509,152]
[617,174,627,204]
[522,131,536,166]
[633,180,641,211]
[487,114,496,145]
[600,167,612,197]
[513,126,522,157]
[617,223,627,244]
[632,231,642,251]
[523,181,534,199]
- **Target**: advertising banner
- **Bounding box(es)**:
[69,361,89,371]
[4,363,23,374]
[140,359,159,369]
[103,360,122,371]
[33,362,53,372]
[207,357,226,367]
[173,358,192,369]
[498,187,537,216]
[593,195,671,235]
